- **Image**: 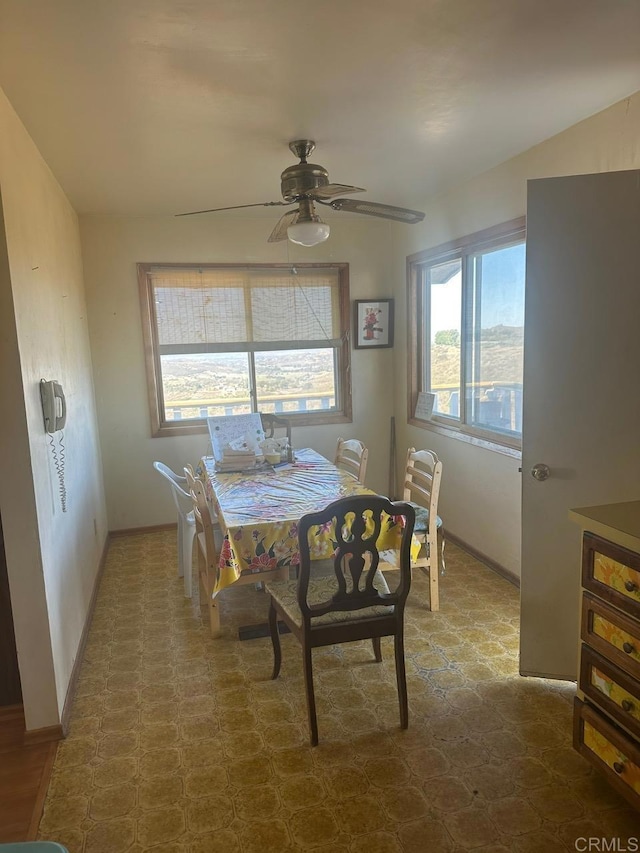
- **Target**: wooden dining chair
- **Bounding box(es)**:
[260,412,292,449]
[184,466,223,636]
[153,461,200,597]
[184,466,289,637]
[265,494,415,746]
[334,437,369,484]
[403,447,444,611]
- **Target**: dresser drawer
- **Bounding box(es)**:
[583,532,640,620]
[580,645,640,740]
[582,593,640,681]
[574,698,640,811]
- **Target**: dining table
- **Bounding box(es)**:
[199,447,418,601]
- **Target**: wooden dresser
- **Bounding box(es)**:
[570,501,640,812]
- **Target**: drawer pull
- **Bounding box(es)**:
[622,642,636,655]
[621,699,635,713]
[624,580,638,592]
[613,761,626,775]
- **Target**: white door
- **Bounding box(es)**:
[520,170,640,681]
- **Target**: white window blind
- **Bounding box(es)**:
[150,267,341,352]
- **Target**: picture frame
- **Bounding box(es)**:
[354,299,394,349]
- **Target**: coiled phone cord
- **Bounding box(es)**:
[49,431,67,512]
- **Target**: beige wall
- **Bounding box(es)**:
[80,215,397,530]
[82,91,640,575]
[392,92,640,577]
[0,87,107,727]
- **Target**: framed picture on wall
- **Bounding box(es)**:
[354,299,394,349]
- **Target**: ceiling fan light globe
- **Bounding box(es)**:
[287,221,330,247]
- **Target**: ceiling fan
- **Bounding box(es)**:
[177,140,425,246]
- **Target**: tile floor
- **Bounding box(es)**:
[38,531,638,852]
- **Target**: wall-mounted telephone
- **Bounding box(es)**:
[40,380,67,434]
[40,379,67,512]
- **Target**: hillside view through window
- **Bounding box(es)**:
[408,218,526,447]
[161,349,336,420]
[139,262,351,434]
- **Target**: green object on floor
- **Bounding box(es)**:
[0,844,69,852]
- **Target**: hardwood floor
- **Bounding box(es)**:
[0,705,57,843]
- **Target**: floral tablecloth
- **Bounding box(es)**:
[200,448,416,593]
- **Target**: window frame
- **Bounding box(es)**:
[407,217,526,456]
[138,262,352,437]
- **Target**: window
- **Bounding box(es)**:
[138,263,351,436]
[408,218,526,450]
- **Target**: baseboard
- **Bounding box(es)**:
[1,702,62,747]
[60,532,111,736]
[0,702,24,723]
[444,531,520,588]
[110,522,177,537]
[0,703,26,752]
[23,724,64,745]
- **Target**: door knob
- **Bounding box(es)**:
[531,464,550,481]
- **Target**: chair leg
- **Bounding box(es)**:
[426,533,440,612]
[208,593,222,638]
[372,636,382,662]
[176,515,185,578]
[394,627,409,730]
[268,600,282,679]
[428,564,440,612]
[182,524,195,598]
[302,641,319,746]
[197,542,207,597]
[439,532,446,575]
[195,542,219,636]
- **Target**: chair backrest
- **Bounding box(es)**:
[184,467,217,566]
[402,448,442,536]
[153,460,192,517]
[183,463,196,489]
[184,463,220,522]
[260,412,292,448]
[296,494,415,621]
[334,437,369,484]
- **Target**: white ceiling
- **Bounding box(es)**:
[1,0,639,217]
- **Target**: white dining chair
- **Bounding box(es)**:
[153,461,198,597]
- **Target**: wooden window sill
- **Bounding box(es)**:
[408,416,522,460]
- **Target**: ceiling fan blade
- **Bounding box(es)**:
[267,210,300,243]
[310,183,366,200]
[176,201,290,217]
[329,198,425,224]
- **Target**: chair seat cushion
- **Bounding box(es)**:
[406,501,442,534]
[266,569,393,628]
